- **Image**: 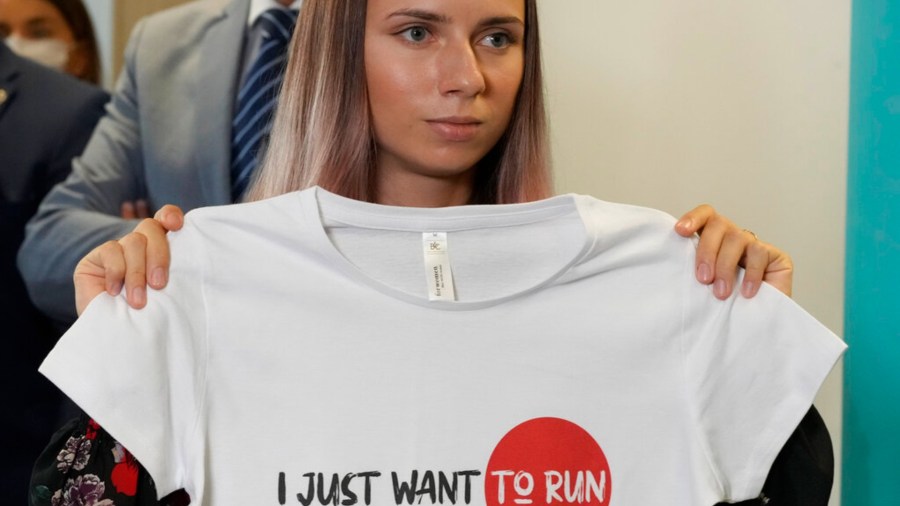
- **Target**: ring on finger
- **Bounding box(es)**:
[742,229,759,241]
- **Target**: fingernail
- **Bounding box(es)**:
[677,219,691,230]
[132,286,146,306]
[742,280,756,298]
[714,279,728,299]
[698,263,712,283]
[150,267,166,288]
[110,282,123,295]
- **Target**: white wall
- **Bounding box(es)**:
[538,1,850,503]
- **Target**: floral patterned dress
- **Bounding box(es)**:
[29,414,189,506]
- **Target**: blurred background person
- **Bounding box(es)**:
[14,1,296,503]
[18,0,301,327]
[0,0,102,84]
[0,30,107,505]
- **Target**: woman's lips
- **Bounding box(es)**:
[426,117,482,142]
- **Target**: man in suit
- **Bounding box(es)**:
[17,0,299,325]
[0,40,108,504]
[16,3,295,503]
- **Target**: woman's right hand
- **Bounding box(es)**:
[74,205,185,316]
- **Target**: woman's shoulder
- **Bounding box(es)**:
[570,193,683,239]
[173,191,311,255]
[183,191,306,227]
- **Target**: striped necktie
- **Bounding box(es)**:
[230,8,298,202]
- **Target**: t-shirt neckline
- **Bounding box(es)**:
[299,186,593,311]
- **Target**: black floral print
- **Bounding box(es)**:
[50,474,114,506]
[30,414,190,506]
[56,436,92,473]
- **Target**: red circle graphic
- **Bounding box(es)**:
[484,417,612,506]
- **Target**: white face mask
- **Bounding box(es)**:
[5,35,69,71]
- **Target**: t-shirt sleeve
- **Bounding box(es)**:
[39,218,209,499]
[680,248,846,502]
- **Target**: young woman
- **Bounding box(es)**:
[38,1,842,505]
[0,0,102,84]
[73,0,791,314]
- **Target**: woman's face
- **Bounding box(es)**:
[365,0,526,204]
[0,0,86,78]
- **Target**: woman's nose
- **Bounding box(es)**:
[437,41,486,97]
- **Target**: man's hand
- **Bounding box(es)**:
[120,199,150,220]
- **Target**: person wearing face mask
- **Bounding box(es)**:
[0,37,108,504]
[0,0,102,84]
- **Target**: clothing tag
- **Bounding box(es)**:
[422,232,456,302]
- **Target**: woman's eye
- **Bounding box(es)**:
[481,32,512,49]
[400,26,430,43]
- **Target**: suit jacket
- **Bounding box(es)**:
[17,0,249,324]
[0,41,108,504]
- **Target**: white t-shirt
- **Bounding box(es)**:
[41,187,845,505]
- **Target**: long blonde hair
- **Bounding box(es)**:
[247,0,551,204]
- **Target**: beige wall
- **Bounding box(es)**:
[539,1,850,503]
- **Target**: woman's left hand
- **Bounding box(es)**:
[675,204,793,299]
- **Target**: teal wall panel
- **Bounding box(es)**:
[843,0,900,504]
